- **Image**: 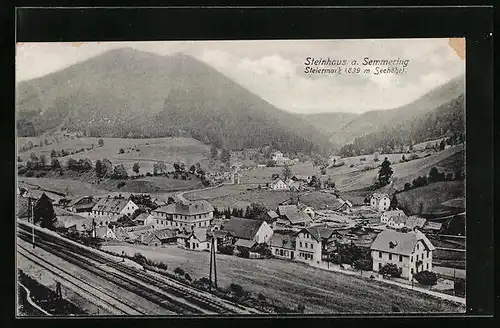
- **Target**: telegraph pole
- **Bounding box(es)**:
[30,199,35,249]
[208,237,213,289]
[213,237,218,289]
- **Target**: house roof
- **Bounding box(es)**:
[155,228,177,240]
[134,213,152,222]
[270,178,286,186]
[292,175,309,181]
[423,221,443,231]
[370,230,435,256]
[267,210,279,219]
[370,193,390,201]
[383,210,405,217]
[301,225,336,242]
[390,214,408,224]
[66,196,94,207]
[269,231,296,250]
[234,238,257,248]
[283,211,312,225]
[92,198,134,214]
[405,216,427,229]
[154,200,214,216]
[191,228,209,242]
[223,217,264,240]
[277,205,298,216]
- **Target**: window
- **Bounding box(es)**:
[275,249,279,255]
[300,242,302,247]
[427,251,430,258]
[379,263,382,270]
[426,263,429,270]
[411,268,414,274]
[416,255,419,261]
[304,242,308,248]
[389,254,392,260]
[310,243,313,249]
[411,256,413,262]
[379,251,382,258]
[417,244,419,250]
[399,255,403,262]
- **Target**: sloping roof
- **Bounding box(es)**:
[134,213,152,222]
[370,230,435,256]
[66,196,94,207]
[124,225,153,233]
[234,238,257,248]
[390,214,408,224]
[269,231,296,250]
[370,193,390,201]
[223,217,264,240]
[192,228,209,242]
[301,225,335,242]
[284,211,312,225]
[155,228,177,240]
[383,209,405,217]
[154,200,214,216]
[267,210,279,219]
[24,190,63,203]
[423,221,443,231]
[292,175,309,181]
[405,216,427,229]
[92,198,133,214]
[277,205,298,217]
[270,178,286,186]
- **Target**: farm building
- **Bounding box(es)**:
[370,230,436,280]
[63,196,96,213]
[405,216,427,230]
[336,198,353,213]
[176,227,214,251]
[134,212,154,226]
[369,193,391,212]
[143,228,178,247]
[222,217,274,244]
[91,197,139,217]
[295,226,323,264]
[152,200,214,229]
[276,205,313,227]
[380,210,407,229]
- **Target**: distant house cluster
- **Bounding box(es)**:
[271,151,297,166]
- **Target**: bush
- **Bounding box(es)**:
[36,171,46,178]
[184,273,192,282]
[146,172,152,177]
[229,283,245,297]
[157,262,168,271]
[297,304,306,313]
[25,170,35,177]
[117,182,126,188]
[174,267,185,276]
[349,164,354,168]
[360,157,366,161]
[257,293,266,301]
[219,245,234,255]
[379,263,402,278]
[118,148,125,154]
[404,182,411,191]
[352,258,372,271]
[132,253,147,265]
[18,167,27,175]
[413,270,437,286]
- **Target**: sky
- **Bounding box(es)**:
[16,39,464,114]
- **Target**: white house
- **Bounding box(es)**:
[151,200,214,229]
[298,204,315,220]
[369,193,391,212]
[370,230,436,280]
[270,178,289,191]
[380,210,407,229]
[135,212,154,225]
[91,197,139,217]
[223,217,274,244]
[295,227,322,264]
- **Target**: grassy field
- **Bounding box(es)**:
[102,244,465,313]
[18,177,110,197]
[18,137,211,176]
[395,181,465,216]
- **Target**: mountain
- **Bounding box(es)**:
[298,112,358,137]
[16,48,332,154]
[330,75,465,146]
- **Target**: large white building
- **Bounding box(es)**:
[91,197,139,217]
[150,200,214,229]
[370,230,436,280]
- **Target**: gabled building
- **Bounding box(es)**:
[370,230,436,280]
[151,200,214,229]
[143,228,178,247]
[369,193,391,212]
[381,210,407,229]
[269,230,296,260]
[64,196,96,213]
[336,198,353,213]
[276,205,313,227]
[91,197,139,217]
[135,212,154,226]
[405,216,427,230]
[222,217,274,244]
[270,178,289,191]
[295,226,323,264]
[298,204,315,220]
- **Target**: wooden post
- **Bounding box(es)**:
[213,238,218,289]
[31,200,35,249]
[208,237,213,289]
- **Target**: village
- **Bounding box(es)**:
[16,148,466,308]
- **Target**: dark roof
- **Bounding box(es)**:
[405,216,427,229]
[370,230,435,256]
[301,225,336,242]
[134,213,152,222]
[223,217,265,240]
[155,200,214,216]
[283,211,312,225]
[267,210,279,219]
[234,238,257,248]
[370,193,390,201]
[277,205,298,216]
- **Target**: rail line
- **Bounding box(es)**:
[17,222,261,314]
[17,243,145,315]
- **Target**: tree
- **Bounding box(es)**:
[133,162,140,174]
[297,304,306,314]
[389,193,398,210]
[378,157,393,186]
[113,164,128,179]
[153,162,167,175]
[102,158,113,177]
[266,160,276,167]
[50,149,57,158]
[439,139,446,151]
[98,138,104,147]
[82,158,93,171]
[401,155,406,162]
[189,164,196,174]
[210,145,218,159]
[44,139,49,146]
[454,170,463,180]
[320,167,327,175]
[379,263,402,278]
[326,177,335,189]
[271,173,280,180]
[413,270,438,286]
[174,267,185,276]
[246,203,269,221]
[51,158,60,170]
[95,160,103,178]
[39,154,47,167]
[282,165,292,180]
[167,196,176,205]
[67,158,77,170]
[30,152,38,162]
[404,182,411,191]
[118,148,125,154]
[34,193,56,230]
[39,140,44,147]
[27,141,34,149]
[221,148,231,164]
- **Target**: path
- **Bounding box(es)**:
[175,184,223,203]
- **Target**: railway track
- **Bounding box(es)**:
[17,222,261,315]
[17,243,145,315]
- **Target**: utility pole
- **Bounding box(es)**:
[208,236,213,289]
[30,199,35,249]
[213,237,217,289]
